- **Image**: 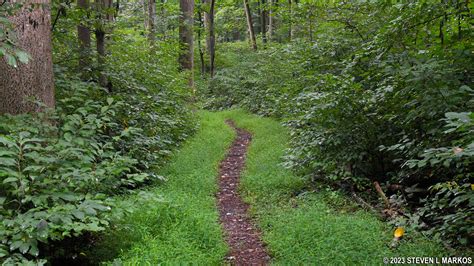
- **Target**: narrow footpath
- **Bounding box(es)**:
[217,120,270,264]
[87,110,444,265]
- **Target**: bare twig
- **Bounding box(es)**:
[374,181,390,208]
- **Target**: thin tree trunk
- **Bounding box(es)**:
[208,0,216,77]
[260,0,267,44]
[243,0,257,50]
[308,6,313,42]
[439,0,445,46]
[148,0,156,45]
[95,30,108,88]
[143,0,148,30]
[160,0,168,39]
[268,0,273,41]
[203,0,210,54]
[179,0,195,88]
[0,0,55,114]
[78,0,91,79]
[95,0,113,89]
[197,4,206,76]
[288,0,293,40]
[114,0,120,19]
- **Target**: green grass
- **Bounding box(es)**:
[90,111,234,264]
[90,109,444,265]
[220,109,445,265]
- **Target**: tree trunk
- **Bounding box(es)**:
[260,0,267,44]
[179,0,194,87]
[95,30,108,88]
[243,0,257,50]
[288,0,294,40]
[78,0,91,79]
[143,0,148,30]
[197,4,206,76]
[267,0,273,41]
[308,5,313,42]
[95,0,112,89]
[159,0,168,39]
[208,0,216,77]
[0,0,55,114]
[148,0,156,45]
[203,0,210,53]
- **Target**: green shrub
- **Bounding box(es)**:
[0,68,194,263]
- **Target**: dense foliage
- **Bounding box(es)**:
[1,0,472,263]
[203,1,473,248]
[1,1,194,264]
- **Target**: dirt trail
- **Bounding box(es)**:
[217,120,270,265]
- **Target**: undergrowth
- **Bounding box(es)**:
[222,109,446,264]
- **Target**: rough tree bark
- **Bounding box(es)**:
[0,0,55,114]
[77,0,91,79]
[243,0,257,50]
[179,0,194,87]
[148,0,156,45]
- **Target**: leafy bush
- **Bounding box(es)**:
[0,68,194,263]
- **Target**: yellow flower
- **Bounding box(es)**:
[394,227,405,238]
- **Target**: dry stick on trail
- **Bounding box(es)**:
[217,120,270,265]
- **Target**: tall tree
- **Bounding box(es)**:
[148,0,156,45]
[208,0,216,77]
[179,0,195,87]
[78,0,92,79]
[0,0,55,114]
[243,0,257,50]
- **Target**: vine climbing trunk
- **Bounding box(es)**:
[0,0,55,114]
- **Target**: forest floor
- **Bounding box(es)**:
[88,109,445,265]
